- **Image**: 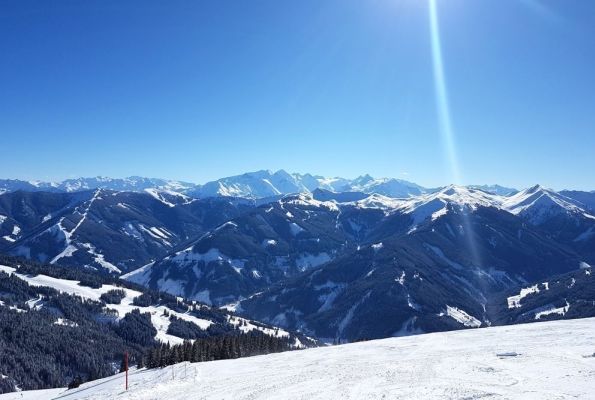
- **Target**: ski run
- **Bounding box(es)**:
[1,317,593,400]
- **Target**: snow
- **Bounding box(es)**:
[10,317,595,400]
[396,185,503,228]
[406,294,421,311]
[396,271,405,285]
[371,242,383,252]
[0,265,211,345]
[49,244,78,264]
[227,315,291,340]
[262,239,277,247]
[26,295,43,310]
[442,305,481,328]
[289,222,304,236]
[507,284,541,308]
[283,193,339,212]
[11,225,20,236]
[580,261,592,270]
[144,188,193,207]
[0,388,66,400]
[350,194,404,211]
[121,223,143,241]
[534,301,570,320]
[503,185,595,224]
[128,248,248,281]
[81,243,121,273]
[54,317,79,327]
[139,225,173,246]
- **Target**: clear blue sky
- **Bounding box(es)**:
[1,0,594,190]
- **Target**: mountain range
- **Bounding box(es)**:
[1,171,594,343]
[1,170,514,199]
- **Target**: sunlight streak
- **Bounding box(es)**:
[429,0,482,268]
[429,0,461,185]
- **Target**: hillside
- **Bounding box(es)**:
[0,256,311,393]
[3,317,593,399]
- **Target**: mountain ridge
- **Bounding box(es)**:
[1,172,523,199]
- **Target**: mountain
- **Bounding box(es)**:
[489,266,594,325]
[340,175,427,198]
[559,190,595,212]
[2,181,594,343]
[503,185,595,263]
[56,176,195,193]
[186,170,429,199]
[0,255,311,394]
[123,193,352,305]
[120,185,595,340]
[0,177,195,195]
[0,190,251,272]
[502,185,594,224]
[467,184,518,196]
[238,192,585,340]
[188,170,309,199]
[0,179,59,194]
[2,173,522,202]
[14,317,595,399]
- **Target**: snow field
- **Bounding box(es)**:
[5,317,592,400]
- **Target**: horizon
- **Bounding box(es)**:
[1,169,591,193]
[2,1,595,190]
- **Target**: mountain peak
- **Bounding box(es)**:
[525,184,546,194]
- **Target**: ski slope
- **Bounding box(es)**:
[3,317,593,400]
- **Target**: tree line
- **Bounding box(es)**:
[143,331,294,369]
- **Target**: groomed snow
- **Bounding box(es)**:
[7,318,594,400]
[0,265,211,345]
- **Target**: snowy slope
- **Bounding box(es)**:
[0,264,297,346]
[503,185,595,224]
[390,185,503,229]
[7,317,594,400]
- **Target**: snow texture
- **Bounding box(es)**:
[6,317,594,400]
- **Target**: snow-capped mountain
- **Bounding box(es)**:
[502,184,595,224]
[559,190,595,213]
[55,176,196,193]
[187,170,429,199]
[468,184,518,196]
[0,179,59,194]
[1,180,594,343]
[187,170,311,199]
[0,177,195,194]
[502,185,595,263]
[123,185,593,327]
[0,190,250,272]
[1,172,524,202]
[238,196,586,340]
[123,193,351,305]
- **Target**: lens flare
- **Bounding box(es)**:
[428,0,461,185]
[428,0,482,269]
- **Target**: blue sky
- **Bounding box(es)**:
[1,0,594,190]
